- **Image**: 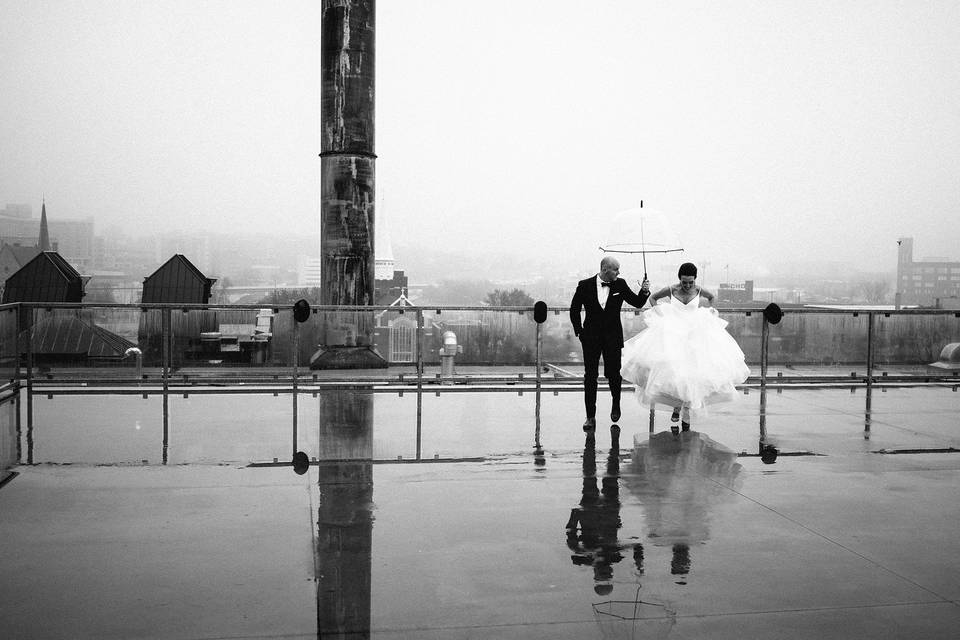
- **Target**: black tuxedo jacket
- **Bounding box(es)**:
[569,276,649,347]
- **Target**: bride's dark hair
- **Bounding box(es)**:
[678,262,698,278]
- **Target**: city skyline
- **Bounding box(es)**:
[0,197,924,309]
[1,197,912,278]
[2,1,959,282]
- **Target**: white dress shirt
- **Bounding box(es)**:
[596,275,611,309]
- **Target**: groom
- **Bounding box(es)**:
[569,256,650,431]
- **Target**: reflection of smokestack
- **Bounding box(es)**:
[317,390,374,638]
[317,460,373,639]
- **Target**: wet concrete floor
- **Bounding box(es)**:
[2,386,959,638]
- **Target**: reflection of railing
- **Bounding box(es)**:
[3,302,959,467]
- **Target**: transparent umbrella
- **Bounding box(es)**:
[598,202,684,281]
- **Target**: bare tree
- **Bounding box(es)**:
[484,288,535,307]
[858,280,891,304]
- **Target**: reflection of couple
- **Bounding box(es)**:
[564,429,643,595]
[564,428,742,593]
[624,430,743,584]
[570,258,749,433]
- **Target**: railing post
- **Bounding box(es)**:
[760,314,770,443]
[865,312,875,438]
[161,307,170,465]
[292,317,299,458]
[25,304,33,464]
[14,394,21,464]
[10,307,20,463]
[415,308,423,461]
[535,321,542,451]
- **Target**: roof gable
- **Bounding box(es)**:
[1,251,84,303]
[142,254,216,304]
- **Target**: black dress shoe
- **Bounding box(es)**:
[610,407,621,423]
[681,421,690,432]
[583,417,597,431]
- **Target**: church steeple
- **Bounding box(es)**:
[38,198,50,251]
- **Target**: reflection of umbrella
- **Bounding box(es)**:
[598,202,684,279]
[593,586,677,639]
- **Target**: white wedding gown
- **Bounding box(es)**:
[620,290,750,414]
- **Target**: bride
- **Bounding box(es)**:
[620,262,750,433]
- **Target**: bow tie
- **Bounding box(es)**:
[601,281,614,287]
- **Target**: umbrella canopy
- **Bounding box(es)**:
[598,204,684,278]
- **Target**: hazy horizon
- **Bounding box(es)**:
[3,0,959,283]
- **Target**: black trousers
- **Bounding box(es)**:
[580,333,622,418]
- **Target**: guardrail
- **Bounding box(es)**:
[3,302,959,466]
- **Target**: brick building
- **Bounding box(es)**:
[896,237,960,306]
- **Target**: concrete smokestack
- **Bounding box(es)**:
[315,0,383,368]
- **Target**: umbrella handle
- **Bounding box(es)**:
[640,216,648,276]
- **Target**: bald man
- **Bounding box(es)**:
[569,257,650,431]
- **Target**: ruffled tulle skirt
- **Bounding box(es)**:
[621,305,750,414]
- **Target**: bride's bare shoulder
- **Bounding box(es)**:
[651,285,673,301]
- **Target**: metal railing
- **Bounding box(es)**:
[2,302,958,467]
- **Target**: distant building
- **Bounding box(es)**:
[153,233,214,276]
[374,202,395,280]
[97,233,155,281]
[372,206,408,304]
[85,271,133,304]
[0,243,41,287]
[0,203,43,247]
[373,290,417,362]
[896,237,960,306]
[0,201,91,270]
[0,204,32,219]
[717,280,754,305]
[48,217,95,272]
[375,269,409,306]
[297,256,322,287]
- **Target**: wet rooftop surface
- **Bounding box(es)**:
[2,384,960,639]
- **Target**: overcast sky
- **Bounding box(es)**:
[2,0,959,282]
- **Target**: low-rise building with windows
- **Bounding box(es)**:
[896,237,960,306]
